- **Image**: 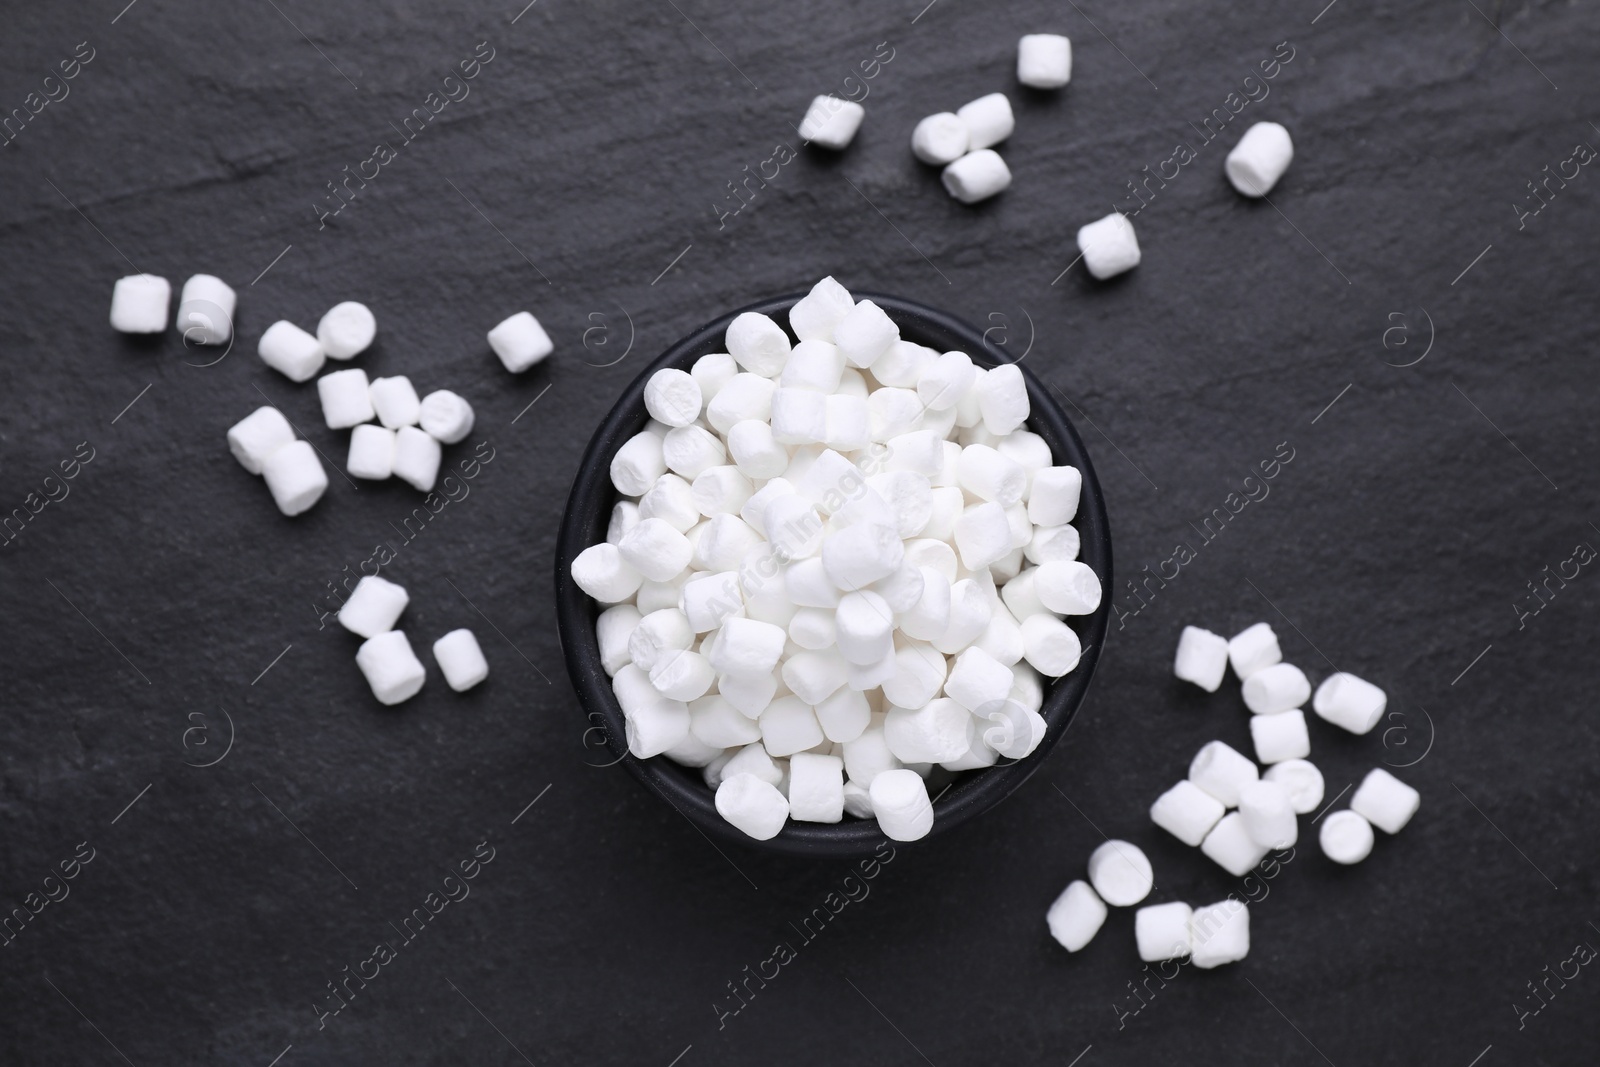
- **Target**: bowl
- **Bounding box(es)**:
[555,292,1112,857]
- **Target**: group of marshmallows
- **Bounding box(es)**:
[338,574,489,705]
[1046,620,1420,967]
[570,276,1101,844]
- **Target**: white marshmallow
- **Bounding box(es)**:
[1135,901,1192,962]
[571,544,644,604]
[870,768,935,841]
[393,426,442,492]
[798,95,865,150]
[607,501,640,544]
[842,781,874,819]
[823,524,903,590]
[1025,524,1080,565]
[1225,121,1294,198]
[911,112,969,165]
[664,732,724,768]
[1242,663,1311,715]
[899,569,952,642]
[317,301,376,359]
[1263,758,1324,814]
[628,609,694,672]
[835,590,895,665]
[824,394,871,452]
[724,742,783,784]
[663,424,728,479]
[1189,899,1250,969]
[597,604,643,676]
[770,387,828,445]
[996,430,1052,479]
[1238,779,1298,848]
[618,518,692,583]
[1150,779,1226,847]
[691,465,753,516]
[873,340,936,387]
[885,698,973,764]
[786,557,842,608]
[645,368,702,427]
[623,695,691,758]
[781,649,848,706]
[788,751,845,822]
[356,630,427,706]
[1312,671,1387,735]
[954,503,1013,571]
[691,352,739,401]
[932,579,993,655]
[682,571,744,634]
[1034,561,1102,615]
[814,686,871,743]
[611,431,667,495]
[1028,466,1081,526]
[941,150,1012,204]
[787,607,836,650]
[109,274,170,333]
[880,644,948,709]
[1046,879,1106,951]
[906,537,958,581]
[1000,569,1048,620]
[945,647,1012,712]
[956,92,1014,150]
[718,671,779,718]
[317,368,374,429]
[639,474,700,532]
[1087,840,1154,906]
[370,375,421,429]
[1174,625,1230,692]
[1017,33,1072,89]
[1320,810,1375,864]
[433,628,488,691]
[1350,767,1420,834]
[339,575,409,638]
[690,695,762,748]
[782,340,845,392]
[845,647,898,692]
[346,424,395,481]
[833,300,899,369]
[261,440,327,516]
[976,364,1029,435]
[1076,213,1141,280]
[1020,615,1081,677]
[707,617,786,678]
[258,320,325,382]
[177,274,236,345]
[788,277,855,342]
[759,695,825,756]
[651,649,715,701]
[419,390,475,444]
[958,444,1026,505]
[1227,621,1282,679]
[227,407,295,475]
[716,773,790,840]
[1250,708,1310,764]
[1200,813,1269,876]
[1188,740,1259,807]
[702,750,737,789]
[639,573,692,615]
[842,714,902,784]
[706,373,777,432]
[488,311,552,372]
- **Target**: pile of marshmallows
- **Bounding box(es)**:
[570,276,1101,843]
[335,574,489,705]
[1046,620,1421,968]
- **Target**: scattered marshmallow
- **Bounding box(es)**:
[260,440,327,516]
[1349,768,1420,834]
[317,301,377,359]
[1263,758,1324,814]
[110,274,171,333]
[1189,740,1259,807]
[645,368,702,427]
[1312,671,1387,735]
[1087,840,1153,906]
[317,368,374,429]
[348,424,396,480]
[1076,213,1140,280]
[1242,662,1311,715]
[1047,880,1106,951]
[1225,121,1294,198]
[911,112,969,165]
[433,628,488,692]
[1135,901,1191,962]
[716,773,790,839]
[177,274,236,345]
[1174,625,1229,692]
[1227,621,1281,679]
[419,390,475,444]
[870,768,935,841]
[1319,809,1374,864]
[1034,561,1101,614]
[227,407,295,475]
[1238,779,1298,849]
[488,311,553,372]
[788,751,845,822]
[355,630,426,705]
[393,426,442,491]
[1189,899,1250,969]
[258,320,325,382]
[799,95,865,150]
[370,375,421,429]
[339,575,409,638]
[1249,708,1310,765]
[1017,34,1072,89]
[1150,779,1225,847]
[1200,812,1268,876]
[942,150,1012,204]
[956,92,1014,150]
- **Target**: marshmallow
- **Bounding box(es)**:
[1320,809,1374,864]
[488,311,552,372]
[788,277,855,342]
[873,340,936,388]
[716,773,790,840]
[798,95,865,150]
[617,518,691,583]
[1174,626,1229,692]
[1047,880,1106,951]
[1189,740,1259,807]
[645,368,702,427]
[1227,621,1282,679]
[1077,213,1141,280]
[788,752,845,822]
[842,780,874,819]
[759,696,825,757]
[355,630,427,705]
[899,569,952,643]
[419,390,475,444]
[682,571,743,632]
[958,444,1026,506]
[956,92,1014,150]
[842,714,902,784]
[781,649,848,706]
[1034,561,1102,615]
[880,644,948,709]
[607,501,640,544]
[1312,671,1387,735]
[941,150,1012,204]
[1225,121,1294,197]
[781,340,845,392]
[770,387,828,445]
[1135,901,1192,962]
[597,604,643,676]
[724,742,783,784]
[945,647,1013,712]
[1242,663,1311,715]
[788,607,836,650]
[393,426,442,491]
[691,695,763,748]
[258,320,325,382]
[932,579,993,655]
[911,112,969,165]
[814,686,871,743]
[996,430,1052,478]
[719,671,779,718]
[628,609,694,672]
[261,440,327,516]
[1025,524,1080,565]
[1350,768,1420,834]
[825,394,871,452]
[317,301,376,359]
[338,575,409,637]
[227,407,295,475]
[919,353,976,413]
[884,698,974,763]
[433,628,488,691]
[1250,708,1311,764]
[870,768,935,841]
[663,424,728,480]
[1150,779,1226,847]
[786,557,842,608]
[1238,779,1298,848]
[651,649,715,701]
[834,300,899,369]
[1263,758,1324,814]
[1016,615,1078,676]
[954,503,1013,571]
[109,274,170,333]
[706,373,777,432]
[691,352,739,401]
[824,525,903,590]
[835,590,895,665]
[664,731,724,768]
[1189,900,1250,969]
[707,617,786,678]
[177,274,236,345]
[1200,813,1269,876]
[639,573,692,615]
[317,368,374,429]
[1017,33,1072,89]
[977,364,1030,436]
[571,544,644,603]
[1087,840,1154,906]
[640,474,700,532]
[611,431,667,495]
[1028,466,1081,526]
[622,693,691,758]
[872,559,928,611]
[370,375,421,429]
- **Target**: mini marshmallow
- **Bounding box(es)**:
[110,274,170,333]
[1238,779,1298,848]
[945,647,1013,712]
[571,543,644,604]
[870,768,935,841]
[488,311,552,372]
[1019,615,1080,677]
[788,607,836,650]
[597,604,643,676]
[611,432,667,495]
[639,574,692,615]
[873,340,936,388]
[1263,758,1324,814]
[663,731,724,768]
[824,525,904,590]
[954,503,1013,571]
[177,274,236,345]
[1189,740,1259,807]
[706,373,777,432]
[1189,899,1250,969]
[834,300,899,369]
[1135,901,1192,962]
[941,150,1012,204]
[1076,213,1141,280]
[339,575,409,638]
[691,695,763,748]
[835,590,896,666]
[433,628,488,692]
[618,518,692,583]
[842,781,874,819]
[781,649,848,706]
[770,387,828,445]
[664,424,728,479]
[799,95,865,150]
[977,364,1029,436]
[1312,671,1387,735]
[419,390,475,444]
[691,352,739,401]
[1047,880,1106,951]
[1228,621,1282,679]
[716,773,790,840]
[1200,813,1269,876]
[1025,524,1080,565]
[258,320,325,382]
[608,501,640,544]
[724,742,784,784]
[1174,625,1229,692]
[1320,810,1375,864]
[1350,768,1420,834]
[867,388,924,440]
[788,752,845,822]
[317,301,376,359]
[958,444,1026,505]
[880,645,948,709]
[623,696,691,758]
[682,571,744,633]
[1150,779,1226,847]
[883,697,972,765]
[824,394,871,452]
[759,696,825,757]
[1242,663,1311,715]
[640,474,700,532]
[814,686,871,743]
[651,649,715,701]
[900,569,952,642]
[719,671,779,718]
[629,610,694,673]
[1000,569,1048,620]
[1017,33,1072,89]
[317,368,374,429]
[842,714,902,783]
[227,407,295,475]
[707,617,787,678]
[1028,466,1081,526]
[1250,708,1311,765]
[788,277,855,342]
[782,340,845,392]
[645,368,702,427]
[932,579,993,655]
[393,425,442,491]
[261,440,328,516]
[1225,121,1294,197]
[1034,560,1102,615]
[370,375,421,429]
[911,112,969,165]
[996,430,1052,478]
[1088,840,1154,907]
[356,630,427,706]
[956,92,1014,150]
[786,558,842,609]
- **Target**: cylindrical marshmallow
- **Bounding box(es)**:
[370,375,421,429]
[663,425,727,479]
[355,630,427,705]
[1189,899,1250,969]
[227,407,295,475]
[945,647,1013,712]
[758,696,825,757]
[317,368,375,429]
[488,311,552,372]
[1250,708,1311,764]
[834,301,899,369]
[1087,840,1153,907]
[1263,758,1324,814]
[941,150,1012,204]
[932,579,993,655]
[1237,779,1298,848]
[570,543,643,603]
[1242,663,1311,715]
[317,301,376,359]
[781,649,848,706]
[1046,879,1106,952]
[1150,779,1226,847]
[628,608,694,672]
[1135,901,1192,962]
[1228,621,1281,679]
[798,95,865,150]
[419,390,475,444]
[884,697,973,764]
[1225,121,1294,198]
[1349,767,1420,834]
[1028,466,1081,526]
[788,752,845,823]
[650,649,715,701]
[1200,813,1268,876]
[1018,614,1080,677]
[957,444,1026,505]
[690,695,762,748]
[110,274,170,333]
[393,425,442,492]
[691,352,738,401]
[1174,625,1229,692]
[954,503,1013,571]
[727,420,789,479]
[725,313,791,378]
[824,525,903,590]
[707,617,786,678]
[912,112,969,165]
[1076,213,1140,280]
[610,431,667,495]
[622,694,691,758]
[597,604,642,677]
[1312,671,1387,735]
[644,368,702,427]
[177,274,236,345]
[618,518,692,583]
[1320,810,1375,864]
[976,364,1030,436]
[1017,34,1072,89]
[433,628,488,691]
[880,645,946,709]
[956,92,1014,150]
[870,768,935,841]
[261,440,327,516]
[1035,560,1102,615]
[338,575,409,638]
[1189,740,1259,807]
[707,373,778,433]
[715,773,790,840]
[814,686,871,743]
[258,320,325,382]
[788,277,855,342]
[835,590,896,666]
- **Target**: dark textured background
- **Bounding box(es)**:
[1,1,1595,1064]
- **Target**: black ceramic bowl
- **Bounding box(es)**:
[555,292,1112,857]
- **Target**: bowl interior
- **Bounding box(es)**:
[555,292,1113,857]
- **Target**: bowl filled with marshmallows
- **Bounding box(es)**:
[556,278,1111,856]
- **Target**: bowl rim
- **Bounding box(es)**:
[554,291,1113,857]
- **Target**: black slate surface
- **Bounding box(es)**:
[1,1,1595,1064]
